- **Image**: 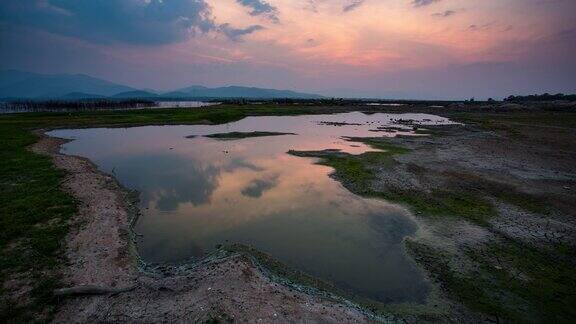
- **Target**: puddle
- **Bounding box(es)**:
[49,112,457,304]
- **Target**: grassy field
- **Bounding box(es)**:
[1,105,575,321]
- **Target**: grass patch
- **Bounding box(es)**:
[406,239,576,322]
[443,171,550,214]
[290,137,496,225]
[204,131,296,140]
[405,240,513,319]
[291,136,546,225]
[349,137,411,154]
[372,190,496,226]
[0,125,77,321]
[470,241,576,322]
[289,137,410,191]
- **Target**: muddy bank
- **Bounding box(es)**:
[32,132,376,323]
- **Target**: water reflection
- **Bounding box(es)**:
[50,112,457,305]
[105,153,220,211]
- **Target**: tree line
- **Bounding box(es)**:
[0,99,157,113]
[504,93,576,102]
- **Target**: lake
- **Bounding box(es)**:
[49,112,456,305]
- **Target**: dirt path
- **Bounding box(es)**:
[32,132,374,323]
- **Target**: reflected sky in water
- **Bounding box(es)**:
[50,112,456,304]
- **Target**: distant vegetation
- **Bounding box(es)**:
[0,99,156,113]
[504,93,576,102]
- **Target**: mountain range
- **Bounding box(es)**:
[0,70,323,100]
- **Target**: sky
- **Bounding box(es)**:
[0,0,575,99]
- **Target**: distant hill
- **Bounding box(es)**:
[111,90,159,99]
[172,85,324,99]
[162,91,191,98]
[0,70,38,88]
[0,70,324,100]
[0,70,135,98]
[61,92,107,100]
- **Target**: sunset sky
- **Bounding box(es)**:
[1,0,575,99]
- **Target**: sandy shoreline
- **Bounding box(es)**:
[31,131,376,323]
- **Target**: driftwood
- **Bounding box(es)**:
[54,284,137,297]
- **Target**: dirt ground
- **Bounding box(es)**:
[386,119,576,250]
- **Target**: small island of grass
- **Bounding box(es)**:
[203,131,296,140]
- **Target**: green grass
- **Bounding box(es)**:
[470,241,576,322]
[290,137,497,225]
[372,190,496,226]
[289,137,410,190]
[0,104,360,130]
[347,137,411,155]
[406,239,576,322]
[0,125,77,321]
[291,135,550,226]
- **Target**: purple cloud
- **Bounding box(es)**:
[343,0,366,12]
[236,0,279,22]
[0,0,215,45]
[432,10,456,17]
[219,24,265,42]
[412,0,442,8]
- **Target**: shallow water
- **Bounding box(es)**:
[50,112,456,304]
